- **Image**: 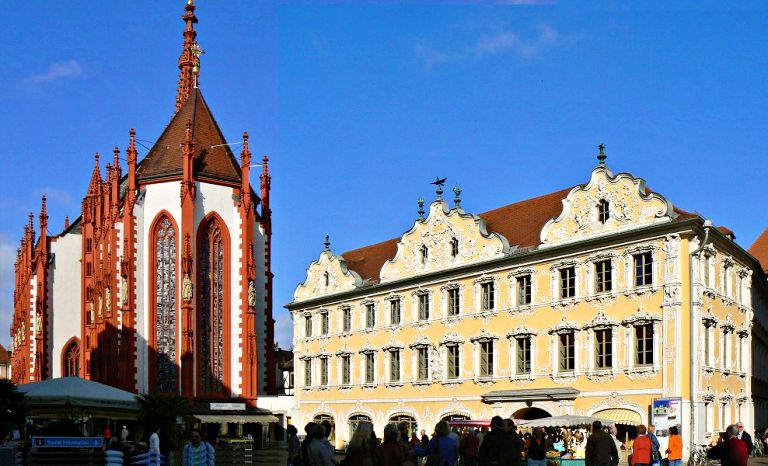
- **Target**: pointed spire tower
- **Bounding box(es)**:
[175,0,202,113]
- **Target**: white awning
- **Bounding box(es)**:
[195,414,279,424]
[593,409,642,426]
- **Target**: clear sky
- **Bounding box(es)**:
[1,1,766,351]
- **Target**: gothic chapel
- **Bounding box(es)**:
[10,1,277,403]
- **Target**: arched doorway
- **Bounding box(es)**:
[313,413,335,444]
[389,414,417,438]
[513,407,551,420]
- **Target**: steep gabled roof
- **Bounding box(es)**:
[749,228,768,274]
[0,344,10,363]
[340,186,699,283]
[136,88,241,184]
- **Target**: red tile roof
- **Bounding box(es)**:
[749,228,768,274]
[136,88,241,184]
[341,186,699,283]
[0,344,9,363]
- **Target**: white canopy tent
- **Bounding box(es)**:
[519,415,615,428]
[17,376,141,419]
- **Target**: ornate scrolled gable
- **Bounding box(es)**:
[294,250,363,302]
[540,166,677,246]
[507,324,537,338]
[582,310,619,329]
[380,200,510,282]
[621,308,662,326]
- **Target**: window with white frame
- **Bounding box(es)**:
[634,252,653,287]
[364,352,375,384]
[447,287,461,317]
[450,237,459,258]
[365,303,376,329]
[420,245,429,264]
[558,331,575,372]
[703,318,716,367]
[339,354,351,385]
[595,259,612,294]
[635,323,654,366]
[447,344,460,380]
[342,306,352,333]
[722,325,734,370]
[723,260,733,298]
[516,336,532,374]
[481,282,495,311]
[737,331,746,372]
[304,315,313,338]
[595,328,613,369]
[417,347,429,381]
[304,358,312,387]
[320,311,329,335]
[479,341,494,379]
[390,299,401,326]
[320,357,329,386]
[418,293,430,321]
[560,267,576,299]
[389,349,401,383]
[598,199,611,224]
[516,275,532,306]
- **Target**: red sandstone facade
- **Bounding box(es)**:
[10,2,276,404]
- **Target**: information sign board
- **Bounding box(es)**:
[651,397,682,437]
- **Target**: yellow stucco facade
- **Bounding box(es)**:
[287,162,768,455]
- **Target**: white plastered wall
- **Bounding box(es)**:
[254,224,267,394]
[49,232,83,378]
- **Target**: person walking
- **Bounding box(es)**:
[665,426,682,466]
[148,424,162,465]
[461,429,480,466]
[120,425,130,443]
[321,421,339,466]
[735,422,753,456]
[478,416,516,466]
[287,424,302,466]
[585,421,619,466]
[527,428,549,466]
[380,424,410,466]
[630,425,653,466]
[303,423,317,466]
[413,421,458,466]
[708,425,747,466]
[183,428,215,466]
[308,424,334,466]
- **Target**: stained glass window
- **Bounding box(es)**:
[200,221,225,393]
[64,340,80,377]
[155,218,177,391]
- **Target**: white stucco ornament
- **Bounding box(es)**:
[294,249,362,302]
[380,200,510,282]
[540,166,677,246]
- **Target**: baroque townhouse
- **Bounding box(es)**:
[288,151,768,456]
[10,2,277,405]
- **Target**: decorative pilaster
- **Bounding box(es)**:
[180,121,196,397]
[239,133,258,404]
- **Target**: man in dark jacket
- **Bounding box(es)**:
[479,416,520,466]
[736,422,753,455]
[708,425,748,466]
[585,421,619,466]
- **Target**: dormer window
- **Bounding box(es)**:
[450,237,459,258]
[420,245,429,264]
[323,271,330,287]
[598,199,610,224]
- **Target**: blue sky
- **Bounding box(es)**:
[1,1,766,350]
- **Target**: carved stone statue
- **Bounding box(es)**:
[97,296,103,320]
[183,274,193,302]
[248,280,256,308]
[105,287,111,312]
[89,303,95,324]
[121,281,128,305]
[35,313,42,334]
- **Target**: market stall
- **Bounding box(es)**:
[519,415,615,466]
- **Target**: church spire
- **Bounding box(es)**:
[175,0,203,113]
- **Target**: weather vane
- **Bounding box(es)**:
[431,176,447,200]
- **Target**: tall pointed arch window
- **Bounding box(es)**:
[153,216,178,392]
[63,339,80,377]
[198,216,230,394]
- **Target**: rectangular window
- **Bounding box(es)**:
[634,252,653,287]
[481,282,495,311]
[86,238,93,253]
[390,349,400,382]
[304,315,312,338]
[320,312,329,335]
[341,355,351,385]
[417,347,429,381]
[560,267,576,299]
[342,307,351,332]
[559,332,575,371]
[635,323,654,366]
[320,358,328,386]
[517,275,532,306]
[516,336,531,374]
[365,303,375,329]
[451,238,459,257]
[365,353,375,384]
[86,261,93,277]
[447,288,460,317]
[418,294,430,321]
[598,200,611,223]
[480,341,494,378]
[304,359,312,386]
[390,300,401,325]
[595,328,613,369]
[704,324,711,366]
[595,260,612,293]
[447,344,460,379]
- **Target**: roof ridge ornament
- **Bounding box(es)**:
[453,185,462,209]
[430,176,446,200]
[597,143,607,166]
[323,235,330,251]
[417,197,425,219]
[175,0,203,113]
